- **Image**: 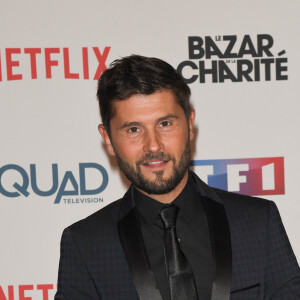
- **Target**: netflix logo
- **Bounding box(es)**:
[0,46,110,81]
[0,284,56,300]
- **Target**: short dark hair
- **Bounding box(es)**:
[96,54,191,133]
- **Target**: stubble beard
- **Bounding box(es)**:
[114,138,191,195]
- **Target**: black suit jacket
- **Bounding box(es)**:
[55,172,300,299]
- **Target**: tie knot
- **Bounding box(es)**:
[160,205,179,229]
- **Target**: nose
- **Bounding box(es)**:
[143,129,162,153]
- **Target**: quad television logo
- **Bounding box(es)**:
[177,34,288,83]
[0,163,108,204]
[191,157,284,196]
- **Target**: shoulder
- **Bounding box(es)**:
[212,187,276,221]
[192,170,272,213]
[213,187,271,208]
[66,198,122,238]
[210,188,281,232]
[57,198,127,278]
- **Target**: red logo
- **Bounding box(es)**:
[0,284,56,300]
[0,47,110,81]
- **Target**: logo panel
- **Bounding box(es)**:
[191,157,284,196]
[0,163,109,204]
[178,34,288,83]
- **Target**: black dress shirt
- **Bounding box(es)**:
[134,174,214,300]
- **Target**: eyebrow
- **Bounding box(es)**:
[119,121,141,130]
[156,114,178,123]
[119,114,179,130]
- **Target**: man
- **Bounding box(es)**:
[55,55,300,300]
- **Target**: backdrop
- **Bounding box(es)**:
[1,1,299,299]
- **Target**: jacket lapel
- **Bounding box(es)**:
[118,186,163,300]
[192,172,232,300]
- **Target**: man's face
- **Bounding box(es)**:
[99,90,195,197]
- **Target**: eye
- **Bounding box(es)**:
[128,127,140,133]
[160,120,171,127]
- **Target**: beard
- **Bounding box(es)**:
[114,138,191,195]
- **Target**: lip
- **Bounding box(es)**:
[142,160,168,169]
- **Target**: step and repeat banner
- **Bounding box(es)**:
[1,1,299,299]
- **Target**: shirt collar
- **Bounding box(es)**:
[134,173,201,225]
[134,187,165,226]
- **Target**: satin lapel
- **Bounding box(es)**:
[202,197,232,300]
[191,172,232,300]
[118,187,162,300]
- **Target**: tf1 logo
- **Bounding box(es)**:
[191,157,284,196]
[0,163,108,204]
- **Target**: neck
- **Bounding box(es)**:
[135,171,189,204]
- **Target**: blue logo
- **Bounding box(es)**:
[0,163,109,204]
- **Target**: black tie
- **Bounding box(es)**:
[160,205,198,300]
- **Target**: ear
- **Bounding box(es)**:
[98,124,116,156]
[188,110,196,141]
